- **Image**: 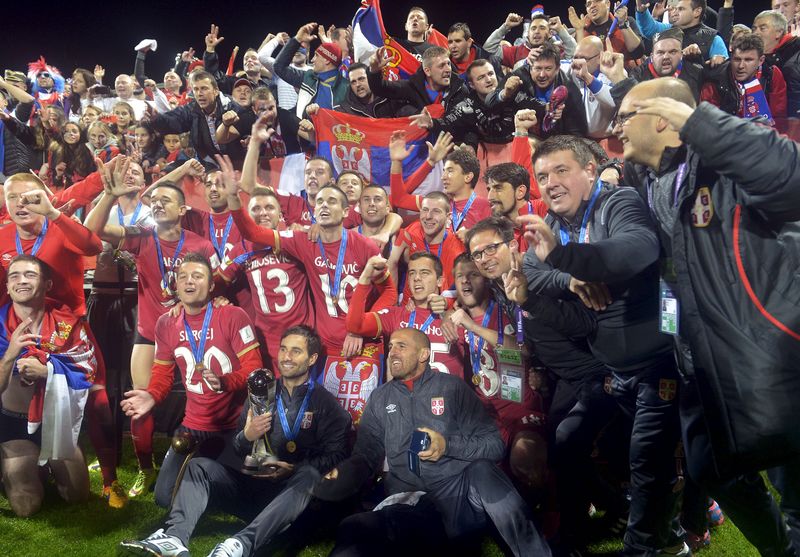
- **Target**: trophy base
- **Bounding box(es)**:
[241,454,279,476]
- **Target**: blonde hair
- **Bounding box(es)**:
[5,173,48,192]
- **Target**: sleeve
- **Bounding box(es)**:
[389,169,422,211]
[134,52,147,86]
[680,103,800,216]
[345,280,396,337]
[257,38,280,73]
[51,213,103,256]
[367,70,417,104]
[634,8,669,40]
[482,24,508,56]
[273,38,306,88]
[305,391,352,474]
[522,249,573,297]
[716,6,734,44]
[150,105,193,136]
[230,207,280,248]
[545,190,660,283]
[50,171,104,208]
[557,27,577,59]
[220,346,262,392]
[769,67,788,119]
[149,317,178,404]
[523,294,597,338]
[511,135,540,199]
[708,35,729,59]
[203,50,222,79]
[444,380,505,461]
[351,393,386,474]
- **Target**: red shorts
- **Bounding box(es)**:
[484,397,546,448]
[82,320,106,387]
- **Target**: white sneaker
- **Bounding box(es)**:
[207,538,244,557]
[118,528,190,557]
[658,542,692,557]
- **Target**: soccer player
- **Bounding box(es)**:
[120,253,261,508]
[0,255,98,516]
[347,253,465,379]
[119,325,350,557]
[85,158,220,499]
[353,184,402,254]
[484,162,548,252]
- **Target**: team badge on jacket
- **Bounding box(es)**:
[301,412,313,429]
[431,397,445,416]
[691,187,714,227]
[658,379,678,402]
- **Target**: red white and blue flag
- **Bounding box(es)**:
[312,108,429,188]
[352,0,448,81]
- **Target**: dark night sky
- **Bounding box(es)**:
[1,1,765,83]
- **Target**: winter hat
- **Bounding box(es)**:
[315,42,342,66]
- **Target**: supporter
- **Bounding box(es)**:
[347,253,465,377]
[399,7,435,57]
[87,120,121,162]
[0,89,33,179]
[0,256,97,517]
[701,32,788,121]
[274,23,348,118]
[203,24,271,96]
[571,0,646,64]
[160,133,189,167]
[485,43,589,138]
[92,73,168,121]
[754,9,800,117]
[447,22,503,78]
[483,10,577,69]
[28,64,65,119]
[42,121,96,190]
[773,0,800,24]
[258,32,309,111]
[133,122,165,182]
[80,104,103,128]
[519,135,685,555]
[0,74,35,120]
[322,326,551,557]
[2,104,64,170]
[334,62,405,117]
[635,0,729,62]
[230,79,253,109]
[616,76,800,557]
[368,45,468,118]
[120,325,350,557]
[121,253,261,508]
[112,101,137,154]
[85,160,219,500]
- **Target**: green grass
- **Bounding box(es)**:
[0,434,761,557]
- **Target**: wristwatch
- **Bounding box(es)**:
[618,20,631,29]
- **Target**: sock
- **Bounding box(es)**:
[86,388,117,487]
[130,413,155,471]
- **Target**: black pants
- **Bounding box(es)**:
[681,375,795,557]
[769,459,800,556]
[610,359,683,556]
[329,460,551,557]
[165,458,321,556]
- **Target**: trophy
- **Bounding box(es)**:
[241,368,279,475]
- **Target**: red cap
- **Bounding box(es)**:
[315,42,342,66]
[233,77,254,90]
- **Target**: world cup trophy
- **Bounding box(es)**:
[241,368,279,475]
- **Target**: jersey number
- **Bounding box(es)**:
[251,268,295,314]
[175,346,233,395]
[319,274,359,317]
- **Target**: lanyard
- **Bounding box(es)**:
[424,230,447,258]
[276,381,315,442]
[117,202,143,226]
[317,229,348,303]
[515,306,524,346]
[300,191,316,224]
[646,162,688,212]
[153,229,185,294]
[559,180,602,245]
[451,192,476,231]
[408,309,436,333]
[469,300,495,377]
[183,302,213,371]
[15,219,48,256]
[209,214,233,259]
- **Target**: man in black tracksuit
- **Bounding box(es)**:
[616,78,800,556]
[120,326,351,557]
[518,136,684,555]
[322,327,551,557]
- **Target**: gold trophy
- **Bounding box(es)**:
[241,368,279,475]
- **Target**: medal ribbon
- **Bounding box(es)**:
[15,219,48,256]
[153,229,186,295]
[117,201,143,226]
[451,192,476,231]
[424,230,447,258]
[209,214,234,260]
[317,229,348,302]
[408,309,436,334]
[559,179,602,245]
[300,191,316,224]
[276,381,315,444]
[183,302,214,376]
[469,300,495,377]
[232,246,272,266]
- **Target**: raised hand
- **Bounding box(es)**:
[181,47,196,62]
[213,154,240,190]
[599,50,626,83]
[514,109,538,134]
[94,64,105,82]
[389,130,414,162]
[222,110,240,127]
[632,97,695,132]
[296,22,318,44]
[205,23,224,52]
[519,214,557,262]
[251,113,276,145]
[425,131,454,165]
[568,6,586,30]
[502,249,529,305]
[505,13,524,28]
[369,46,392,73]
[410,106,434,129]
[503,75,523,100]
[571,58,592,84]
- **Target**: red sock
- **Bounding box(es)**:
[86,389,118,487]
[130,413,155,470]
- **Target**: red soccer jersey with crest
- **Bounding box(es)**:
[276,192,315,227]
[121,227,219,339]
[152,305,260,431]
[221,241,314,366]
[0,215,102,317]
[182,208,246,264]
[394,221,466,297]
[451,194,492,232]
[377,306,466,379]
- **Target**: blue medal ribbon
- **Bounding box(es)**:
[232,246,272,266]
[276,381,315,444]
[153,229,186,295]
[559,180,602,245]
[496,302,504,347]
[15,219,48,256]
[469,300,495,378]
[451,191,476,232]
[424,230,447,259]
[300,191,316,224]
[117,202,143,226]
[209,214,234,260]
[317,230,348,302]
[408,309,436,334]
[183,302,214,372]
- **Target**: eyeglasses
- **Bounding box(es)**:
[38,72,51,79]
[470,241,508,261]
[613,110,639,128]
[575,53,601,62]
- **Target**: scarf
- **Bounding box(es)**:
[738,68,774,125]
[315,69,339,110]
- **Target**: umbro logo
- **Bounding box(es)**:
[386,404,397,413]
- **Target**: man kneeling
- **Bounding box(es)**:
[0,255,98,516]
[119,325,351,557]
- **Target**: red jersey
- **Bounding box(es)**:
[276,229,379,349]
[182,208,246,264]
[0,215,102,316]
[515,201,549,253]
[152,305,260,431]
[121,226,219,339]
[221,241,314,364]
[395,221,466,296]
[450,193,492,232]
[377,306,466,379]
[276,192,314,227]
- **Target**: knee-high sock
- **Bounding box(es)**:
[86,389,117,487]
[130,413,155,471]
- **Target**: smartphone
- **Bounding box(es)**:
[407,430,431,477]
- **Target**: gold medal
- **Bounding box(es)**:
[332,295,339,306]
[162,287,172,298]
[472,374,481,386]
[286,440,297,453]
[195,363,205,372]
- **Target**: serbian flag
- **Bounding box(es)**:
[312,109,429,187]
[352,0,448,81]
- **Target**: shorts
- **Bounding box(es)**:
[0,408,41,446]
[492,402,547,448]
[133,332,155,345]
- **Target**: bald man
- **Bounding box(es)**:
[615,77,800,555]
